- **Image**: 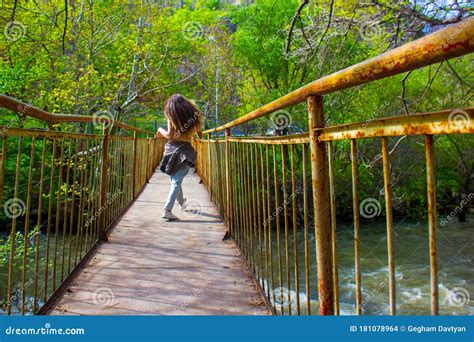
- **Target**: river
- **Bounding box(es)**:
[263,217,473,315]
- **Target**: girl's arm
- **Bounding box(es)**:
[156,118,177,139]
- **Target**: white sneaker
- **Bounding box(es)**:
[162,209,178,221]
[179,198,187,210]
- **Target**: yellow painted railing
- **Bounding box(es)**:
[0,96,164,315]
[194,19,474,316]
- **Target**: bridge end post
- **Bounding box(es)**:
[132,132,138,197]
[224,128,232,240]
[99,129,110,242]
[207,133,212,201]
[145,136,151,183]
[307,95,334,315]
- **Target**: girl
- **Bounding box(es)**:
[156,94,203,220]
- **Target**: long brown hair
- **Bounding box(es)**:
[164,94,202,135]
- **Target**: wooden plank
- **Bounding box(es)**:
[47,171,272,316]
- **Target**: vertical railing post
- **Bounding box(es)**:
[425,135,438,315]
[307,95,334,315]
[207,133,212,199]
[382,137,396,315]
[132,131,138,197]
[327,141,339,315]
[350,139,362,315]
[152,137,157,170]
[146,136,151,183]
[99,128,110,242]
[224,128,231,239]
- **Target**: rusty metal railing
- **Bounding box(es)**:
[0,96,164,315]
[195,19,474,316]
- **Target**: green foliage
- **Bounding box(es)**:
[0,226,41,270]
[0,0,472,219]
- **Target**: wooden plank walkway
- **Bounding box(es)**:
[47,170,272,315]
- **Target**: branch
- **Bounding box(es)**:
[370,135,407,167]
[315,0,334,51]
[62,0,68,54]
[299,16,313,55]
[446,135,468,176]
[416,62,442,111]
[400,70,412,115]
[11,0,18,22]
[446,60,470,87]
[307,0,335,63]
[137,45,171,92]
[120,64,206,110]
[284,0,309,55]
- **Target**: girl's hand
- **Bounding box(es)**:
[155,130,163,139]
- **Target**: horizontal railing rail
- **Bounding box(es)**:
[195,18,474,316]
[212,108,473,145]
[0,99,164,315]
[204,19,474,134]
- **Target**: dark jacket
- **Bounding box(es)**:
[159,141,196,175]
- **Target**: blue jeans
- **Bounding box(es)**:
[164,164,190,210]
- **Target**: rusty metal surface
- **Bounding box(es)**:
[381,137,396,315]
[350,139,362,315]
[327,141,340,315]
[425,135,439,315]
[1,125,163,315]
[99,132,110,242]
[192,18,473,318]
[204,19,474,133]
[318,108,474,141]
[199,107,474,146]
[307,95,334,315]
[227,134,309,145]
[224,128,231,237]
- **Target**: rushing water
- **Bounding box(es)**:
[262,217,473,315]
